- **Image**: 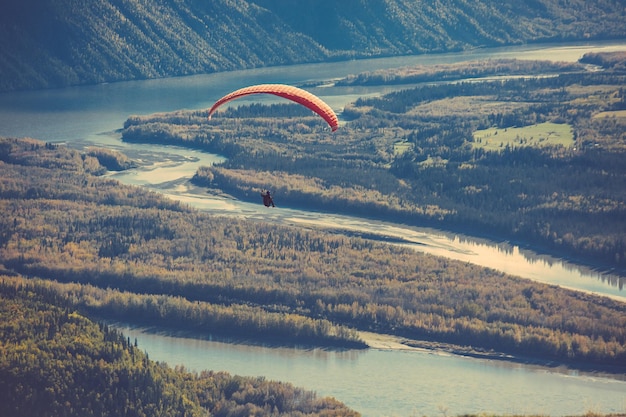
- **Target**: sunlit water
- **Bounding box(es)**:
[2,41,626,416]
[104,137,626,302]
[115,324,626,417]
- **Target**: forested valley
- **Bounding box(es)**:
[123,55,626,272]
[1,137,625,373]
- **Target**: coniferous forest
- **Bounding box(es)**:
[1,0,625,92]
[2,0,626,414]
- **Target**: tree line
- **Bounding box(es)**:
[336,59,584,86]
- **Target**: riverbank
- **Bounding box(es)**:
[103,321,626,381]
[359,331,626,379]
[108,311,626,380]
[96,320,626,379]
[102,128,626,306]
[123,70,626,286]
[115,322,626,417]
[146,172,626,304]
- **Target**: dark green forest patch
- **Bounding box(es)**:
[2,0,625,91]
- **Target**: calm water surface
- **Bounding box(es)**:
[2,41,626,416]
[115,324,626,417]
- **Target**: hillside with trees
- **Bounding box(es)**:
[253,0,626,54]
[0,279,358,417]
[1,0,625,92]
[1,137,625,372]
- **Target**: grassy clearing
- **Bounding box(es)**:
[393,140,412,156]
[472,122,574,151]
[593,110,626,121]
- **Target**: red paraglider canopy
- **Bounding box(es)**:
[208,84,339,131]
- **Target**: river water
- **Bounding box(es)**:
[1,41,626,416]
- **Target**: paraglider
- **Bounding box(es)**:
[208,84,339,131]
[261,190,275,208]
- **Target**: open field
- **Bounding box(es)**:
[594,110,626,121]
[393,140,412,156]
[472,122,575,151]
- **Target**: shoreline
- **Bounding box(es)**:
[181,164,626,288]
[106,321,626,380]
[154,171,626,305]
[358,331,626,380]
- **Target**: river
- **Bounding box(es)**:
[1,41,626,416]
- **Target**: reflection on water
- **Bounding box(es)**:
[100,136,625,302]
[116,324,626,417]
[86,135,624,302]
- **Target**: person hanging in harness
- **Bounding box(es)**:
[261,190,275,207]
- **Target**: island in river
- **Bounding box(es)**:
[119,56,626,365]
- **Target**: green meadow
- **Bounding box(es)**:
[472,122,575,151]
[393,140,412,155]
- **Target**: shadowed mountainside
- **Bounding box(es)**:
[1,0,625,92]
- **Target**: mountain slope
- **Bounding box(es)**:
[252,0,626,54]
[0,0,624,92]
[0,0,327,91]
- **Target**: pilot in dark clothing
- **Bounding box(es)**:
[261,190,275,207]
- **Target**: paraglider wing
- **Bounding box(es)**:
[208,84,339,131]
